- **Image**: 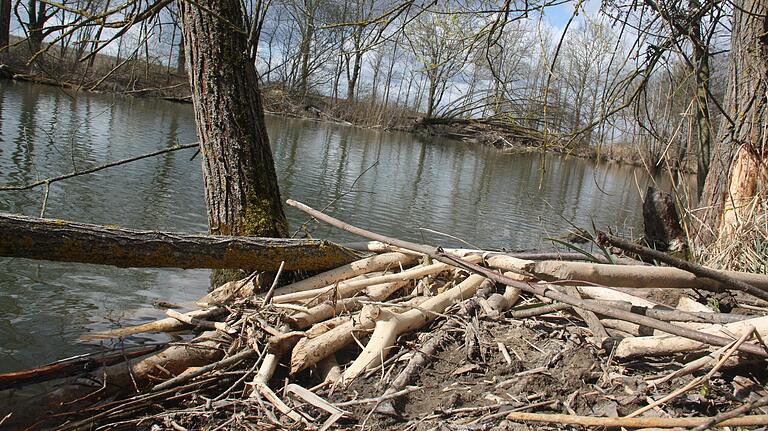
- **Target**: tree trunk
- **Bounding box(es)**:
[689,1,713,198]
[426,75,437,117]
[27,0,45,54]
[0,212,360,271]
[176,37,185,75]
[347,30,363,101]
[298,13,314,99]
[178,0,288,245]
[698,0,768,245]
[0,0,10,52]
[347,51,362,101]
[642,187,686,253]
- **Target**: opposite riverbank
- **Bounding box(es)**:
[1,36,651,168]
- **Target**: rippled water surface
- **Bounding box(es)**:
[0,81,667,373]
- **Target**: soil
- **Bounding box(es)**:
[314,295,754,430]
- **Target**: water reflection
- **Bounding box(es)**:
[0,81,681,373]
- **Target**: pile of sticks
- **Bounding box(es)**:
[4,200,768,430]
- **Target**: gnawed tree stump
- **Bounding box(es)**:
[642,186,687,253]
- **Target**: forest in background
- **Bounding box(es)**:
[0,1,729,174]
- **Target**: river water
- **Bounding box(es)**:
[0,81,669,374]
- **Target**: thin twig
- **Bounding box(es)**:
[263,261,286,305]
[0,142,199,191]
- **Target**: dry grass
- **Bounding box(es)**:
[699,196,768,274]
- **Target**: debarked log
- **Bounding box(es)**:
[612,315,768,359]
[286,200,768,358]
[487,255,768,292]
[341,274,487,382]
[0,212,362,271]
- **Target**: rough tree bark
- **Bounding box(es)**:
[26,0,47,53]
[642,187,686,253]
[178,0,289,284]
[0,212,359,271]
[698,0,768,245]
[178,0,288,239]
[691,16,712,197]
[668,0,714,196]
[0,0,10,52]
[176,37,185,75]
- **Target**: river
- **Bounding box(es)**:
[0,81,670,375]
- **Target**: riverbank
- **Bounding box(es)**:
[0,36,657,166]
[2,205,768,429]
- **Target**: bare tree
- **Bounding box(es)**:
[405,8,474,118]
[0,0,11,52]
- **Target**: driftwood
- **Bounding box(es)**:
[272,258,479,304]
[81,307,227,340]
[343,241,643,264]
[589,298,746,324]
[12,199,768,428]
[612,315,768,358]
[267,252,416,297]
[285,280,410,329]
[249,326,306,424]
[626,328,753,418]
[287,199,768,358]
[562,285,609,344]
[0,345,165,389]
[0,212,361,271]
[487,255,768,291]
[152,348,257,392]
[691,396,768,431]
[374,321,452,416]
[341,274,487,382]
[289,297,430,374]
[376,279,510,415]
[33,330,225,420]
[598,231,768,302]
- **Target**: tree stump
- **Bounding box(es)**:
[642,187,687,253]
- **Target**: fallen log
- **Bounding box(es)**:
[0,64,79,89]
[487,255,768,291]
[0,212,362,271]
[612,315,768,358]
[598,231,768,302]
[29,330,225,424]
[0,344,165,389]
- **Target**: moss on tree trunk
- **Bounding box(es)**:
[178,0,289,284]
